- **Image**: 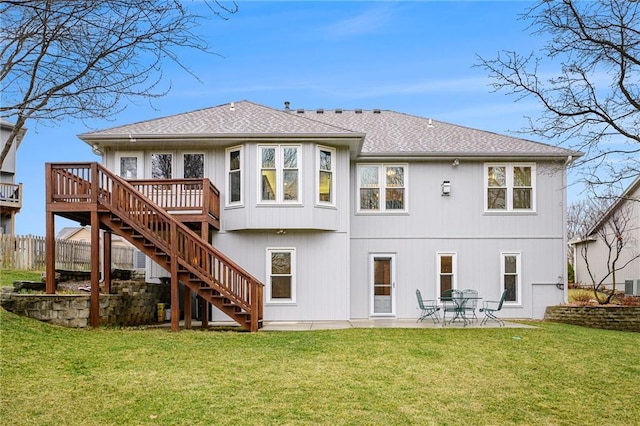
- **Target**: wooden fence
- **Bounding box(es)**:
[0,234,135,271]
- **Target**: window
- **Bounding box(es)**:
[437,253,457,297]
[183,153,204,178]
[501,252,521,304]
[259,145,300,203]
[267,248,296,303]
[151,153,173,179]
[485,163,535,212]
[116,152,143,179]
[358,164,407,212]
[226,147,242,205]
[317,146,335,205]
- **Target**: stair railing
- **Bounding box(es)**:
[49,162,263,330]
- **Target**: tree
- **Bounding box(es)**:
[0,0,237,167]
[574,192,640,304]
[476,0,639,191]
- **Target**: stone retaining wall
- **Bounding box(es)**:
[0,281,170,328]
[544,305,640,332]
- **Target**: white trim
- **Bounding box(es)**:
[369,253,397,316]
[225,146,243,207]
[115,152,144,179]
[150,151,175,179]
[357,164,408,213]
[316,145,336,207]
[266,247,296,304]
[180,151,206,179]
[257,145,302,205]
[500,251,522,306]
[436,252,457,297]
[484,163,536,213]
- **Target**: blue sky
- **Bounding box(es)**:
[14,0,576,236]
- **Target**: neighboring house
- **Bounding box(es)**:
[0,120,26,236]
[571,177,640,292]
[57,226,145,269]
[77,100,580,321]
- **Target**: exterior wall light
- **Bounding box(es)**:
[441,181,451,196]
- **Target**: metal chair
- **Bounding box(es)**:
[479,290,508,326]
[416,289,441,323]
[461,289,479,322]
[440,289,463,324]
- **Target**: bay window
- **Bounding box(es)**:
[259,145,300,203]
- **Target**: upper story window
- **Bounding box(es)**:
[317,146,335,206]
[501,252,521,305]
[183,153,204,178]
[358,164,407,212]
[259,145,300,203]
[485,163,535,212]
[151,153,173,179]
[226,146,242,206]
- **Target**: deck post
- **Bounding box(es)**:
[170,222,180,332]
[103,231,112,294]
[200,222,209,329]
[45,163,56,294]
[90,210,100,328]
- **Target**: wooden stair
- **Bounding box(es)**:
[47,163,263,331]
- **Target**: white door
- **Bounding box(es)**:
[370,254,396,316]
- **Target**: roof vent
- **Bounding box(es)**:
[428,118,434,128]
[373,109,381,114]
[317,108,324,114]
[355,109,362,114]
[335,109,342,114]
[297,109,304,114]
[284,101,290,111]
[230,102,235,111]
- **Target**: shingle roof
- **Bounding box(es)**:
[79,100,579,158]
[79,100,356,137]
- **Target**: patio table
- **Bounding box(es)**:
[440,294,482,327]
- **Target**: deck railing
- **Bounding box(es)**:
[130,178,220,223]
[0,183,22,210]
[47,163,262,330]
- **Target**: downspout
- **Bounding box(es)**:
[562,155,573,303]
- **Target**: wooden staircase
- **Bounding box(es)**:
[45,163,263,331]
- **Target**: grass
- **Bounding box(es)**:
[0,269,43,287]
[1,310,639,425]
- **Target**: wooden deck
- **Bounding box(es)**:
[45,162,263,331]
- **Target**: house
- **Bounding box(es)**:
[0,120,26,236]
[63,100,580,328]
[57,226,145,270]
[571,177,640,293]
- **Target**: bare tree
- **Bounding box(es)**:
[476,0,639,191]
[0,0,237,167]
[577,194,640,304]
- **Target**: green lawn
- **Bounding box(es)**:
[1,309,638,425]
[0,269,43,287]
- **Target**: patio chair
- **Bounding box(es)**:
[416,289,440,323]
[461,289,479,322]
[440,289,463,324]
[479,290,508,326]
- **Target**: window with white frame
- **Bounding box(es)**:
[501,252,521,304]
[226,147,242,205]
[259,145,300,203]
[358,164,407,212]
[267,248,296,303]
[485,163,535,212]
[317,146,335,205]
[437,252,457,297]
[151,153,173,179]
[182,153,204,178]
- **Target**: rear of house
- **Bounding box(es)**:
[79,100,579,322]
